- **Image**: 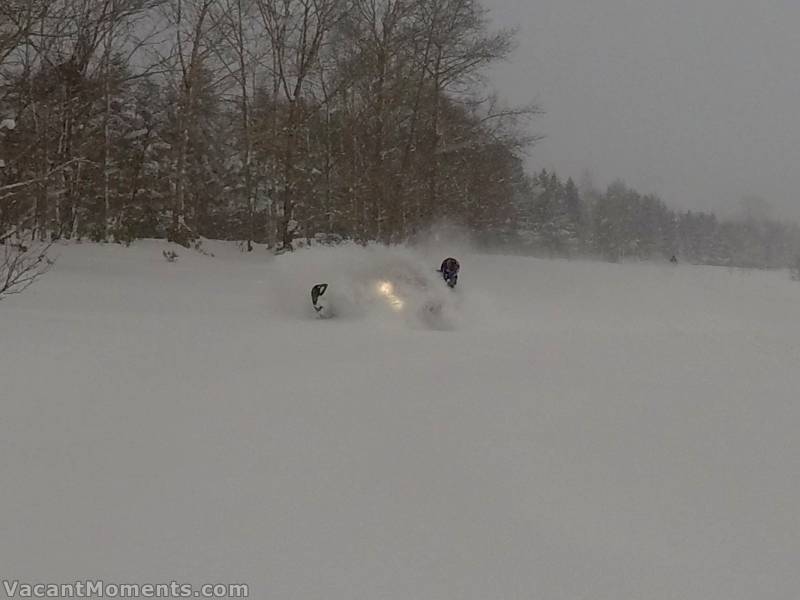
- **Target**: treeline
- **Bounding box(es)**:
[2,0,798,270]
[0,0,535,250]
[513,170,800,269]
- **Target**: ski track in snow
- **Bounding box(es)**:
[1,240,799,600]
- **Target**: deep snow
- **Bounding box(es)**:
[1,240,798,600]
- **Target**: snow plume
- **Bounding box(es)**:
[268,243,476,328]
[409,220,479,257]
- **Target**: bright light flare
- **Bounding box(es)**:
[375,280,405,311]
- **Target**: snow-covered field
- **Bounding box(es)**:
[1,240,799,600]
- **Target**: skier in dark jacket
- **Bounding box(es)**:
[439,257,460,288]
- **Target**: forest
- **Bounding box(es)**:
[2,0,798,270]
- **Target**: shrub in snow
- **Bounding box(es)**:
[1,242,52,299]
[162,250,179,263]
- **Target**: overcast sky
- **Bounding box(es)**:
[483,0,800,221]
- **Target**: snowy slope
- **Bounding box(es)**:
[1,241,799,600]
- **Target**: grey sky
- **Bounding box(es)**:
[484,0,800,220]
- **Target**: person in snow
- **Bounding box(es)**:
[439,257,460,288]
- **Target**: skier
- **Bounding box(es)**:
[439,257,460,288]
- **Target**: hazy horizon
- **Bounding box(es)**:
[485,0,800,223]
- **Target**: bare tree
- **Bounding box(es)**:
[211,0,263,249]
[255,0,344,250]
[159,0,224,244]
[414,0,514,225]
[0,1,43,73]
